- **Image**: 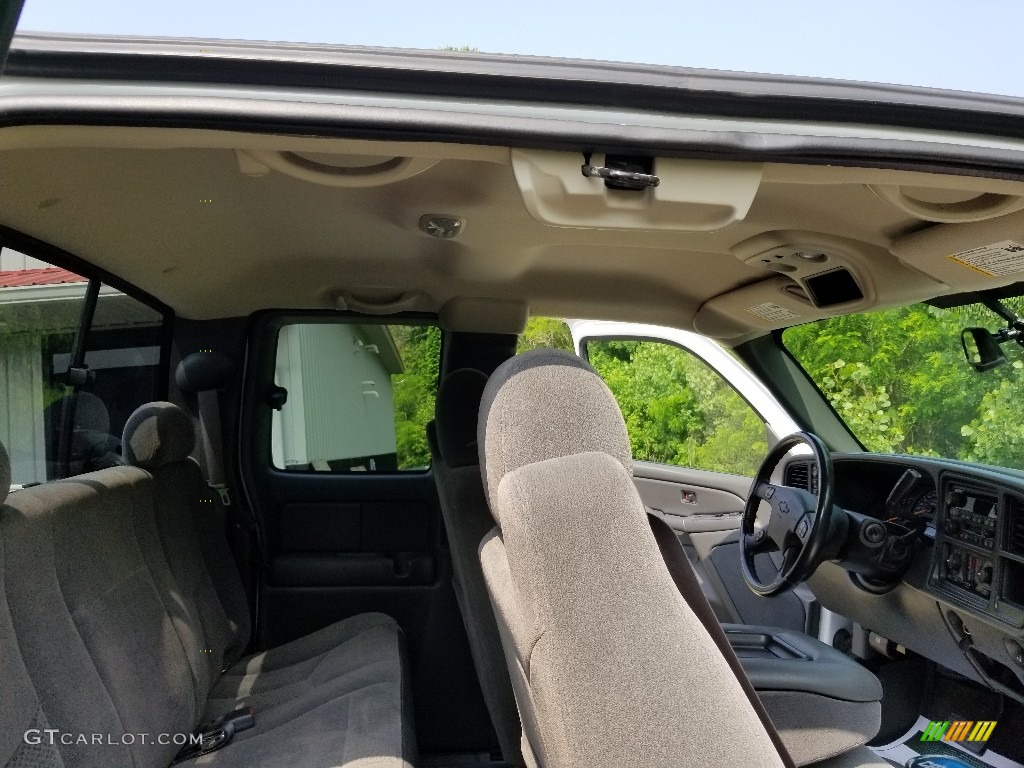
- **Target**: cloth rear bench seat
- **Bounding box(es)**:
[0,404,415,768]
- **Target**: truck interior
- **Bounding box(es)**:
[2,29,1024,768]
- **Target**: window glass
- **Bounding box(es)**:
[517,316,573,353]
[782,299,1024,468]
[586,339,767,475]
[0,247,165,486]
[271,322,440,472]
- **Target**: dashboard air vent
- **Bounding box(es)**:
[1008,496,1024,556]
[785,461,817,493]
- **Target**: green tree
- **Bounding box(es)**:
[588,340,766,474]
[517,316,573,353]
[390,324,441,469]
[783,302,1024,468]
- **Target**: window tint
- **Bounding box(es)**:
[586,339,767,475]
[271,322,440,473]
[0,246,165,486]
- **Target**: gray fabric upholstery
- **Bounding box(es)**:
[207,613,403,716]
[2,414,415,768]
[124,401,196,469]
[478,349,631,516]
[124,402,251,668]
[2,468,195,768]
[0,438,10,504]
[758,692,881,766]
[435,369,490,468]
[430,369,524,765]
[5,708,66,768]
[481,451,785,767]
[477,350,786,767]
[183,680,412,768]
[0,510,58,768]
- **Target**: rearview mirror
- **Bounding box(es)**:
[961,327,1007,372]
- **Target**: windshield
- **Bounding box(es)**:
[14,0,1024,98]
[782,298,1024,469]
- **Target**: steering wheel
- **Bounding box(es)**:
[741,431,836,597]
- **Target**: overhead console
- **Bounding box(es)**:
[511,149,764,231]
[694,231,937,338]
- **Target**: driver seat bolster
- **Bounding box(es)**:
[722,624,883,767]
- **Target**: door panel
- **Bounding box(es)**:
[241,313,496,753]
[634,462,749,530]
[633,453,809,633]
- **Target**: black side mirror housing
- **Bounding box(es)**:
[962,327,1007,372]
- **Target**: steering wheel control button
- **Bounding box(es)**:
[795,517,810,540]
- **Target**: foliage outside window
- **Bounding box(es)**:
[588,340,767,475]
[391,325,441,468]
[782,300,1024,469]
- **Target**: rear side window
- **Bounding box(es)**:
[271,322,440,473]
[0,246,166,486]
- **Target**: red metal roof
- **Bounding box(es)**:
[0,268,87,288]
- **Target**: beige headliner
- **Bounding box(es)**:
[3,125,1024,339]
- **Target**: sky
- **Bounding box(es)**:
[15,0,1024,98]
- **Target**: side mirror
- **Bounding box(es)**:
[962,327,1007,372]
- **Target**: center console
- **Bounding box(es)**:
[723,624,882,767]
[931,476,1024,627]
[930,476,1024,700]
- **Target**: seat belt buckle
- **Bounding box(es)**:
[211,483,232,507]
[174,707,255,763]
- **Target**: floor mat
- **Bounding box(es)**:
[870,716,1023,768]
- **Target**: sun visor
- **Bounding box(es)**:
[892,210,1024,292]
[440,297,528,334]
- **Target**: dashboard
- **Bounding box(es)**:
[784,453,1024,701]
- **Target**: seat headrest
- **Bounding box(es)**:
[435,368,489,468]
[478,348,632,517]
[45,391,111,434]
[175,351,235,393]
[123,402,195,470]
[0,439,10,505]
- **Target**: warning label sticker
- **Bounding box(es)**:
[746,302,800,323]
[948,240,1024,277]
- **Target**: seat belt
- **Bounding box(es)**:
[196,387,231,507]
[646,510,797,768]
[175,351,240,508]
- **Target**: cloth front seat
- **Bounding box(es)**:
[476,349,802,768]
[428,369,524,765]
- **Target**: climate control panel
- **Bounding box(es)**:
[940,543,994,599]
